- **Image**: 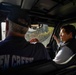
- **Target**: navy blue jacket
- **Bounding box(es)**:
[0,36,50,69]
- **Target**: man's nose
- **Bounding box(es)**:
[59,33,62,37]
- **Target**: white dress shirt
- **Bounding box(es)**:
[53,43,73,64]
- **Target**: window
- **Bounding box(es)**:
[1,22,6,40]
[25,24,54,47]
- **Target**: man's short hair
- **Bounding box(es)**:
[8,20,28,34]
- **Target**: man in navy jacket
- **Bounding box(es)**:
[0,8,50,69]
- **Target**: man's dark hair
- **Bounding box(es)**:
[60,25,76,38]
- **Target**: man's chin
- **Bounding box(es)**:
[60,39,63,41]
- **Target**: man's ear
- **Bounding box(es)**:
[69,32,73,38]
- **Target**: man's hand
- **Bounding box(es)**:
[29,38,39,42]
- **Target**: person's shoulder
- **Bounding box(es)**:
[29,38,44,46]
[0,40,5,46]
[30,42,44,46]
[30,42,45,49]
[0,40,6,50]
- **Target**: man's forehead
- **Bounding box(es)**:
[60,28,66,33]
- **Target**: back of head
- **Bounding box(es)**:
[60,25,76,38]
[7,8,31,34]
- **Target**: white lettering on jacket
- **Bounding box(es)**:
[0,55,34,69]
